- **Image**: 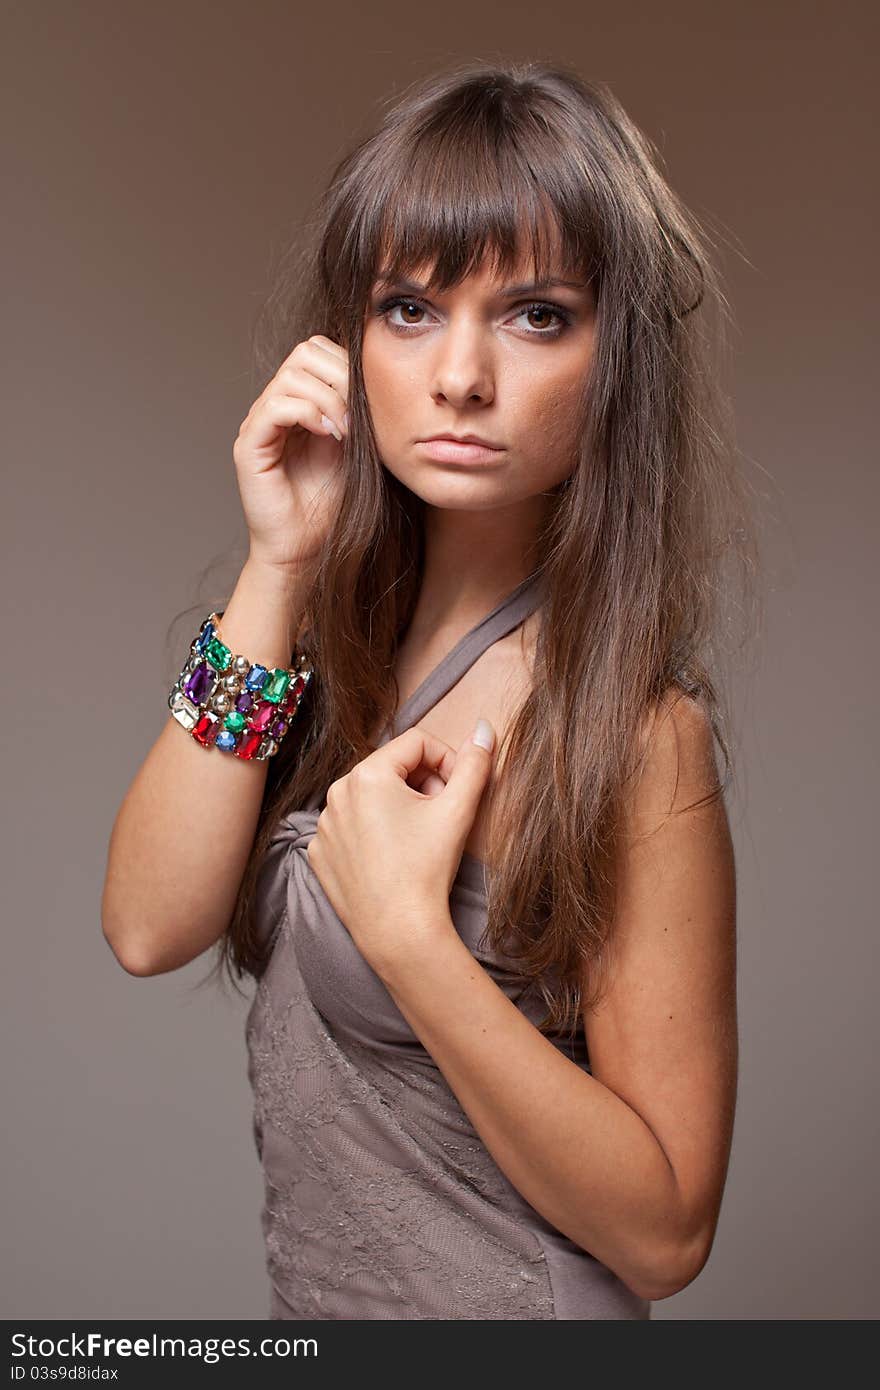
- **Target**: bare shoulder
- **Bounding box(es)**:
[628,685,723,826]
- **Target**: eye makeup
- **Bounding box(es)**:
[373,292,575,338]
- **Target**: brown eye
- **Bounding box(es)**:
[374,294,570,337]
[398,300,424,324]
[376,295,429,328]
[512,301,571,337]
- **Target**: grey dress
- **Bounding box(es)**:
[245,572,651,1320]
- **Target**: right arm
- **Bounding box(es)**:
[101,334,349,976]
[101,558,311,976]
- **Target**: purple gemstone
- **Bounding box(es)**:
[235,691,254,714]
[183,660,212,706]
[270,717,288,738]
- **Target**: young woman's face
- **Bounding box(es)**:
[361,251,597,511]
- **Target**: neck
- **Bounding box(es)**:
[411,497,548,638]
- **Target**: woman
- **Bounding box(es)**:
[120,59,756,1319]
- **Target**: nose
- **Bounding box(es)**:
[429,317,495,408]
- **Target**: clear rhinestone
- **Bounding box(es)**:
[169,692,199,731]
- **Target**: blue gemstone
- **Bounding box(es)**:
[215,730,237,751]
[245,663,268,691]
[195,619,214,654]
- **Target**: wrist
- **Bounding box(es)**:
[243,553,315,596]
[168,603,313,762]
[373,903,465,992]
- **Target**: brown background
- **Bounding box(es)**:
[3,0,876,1318]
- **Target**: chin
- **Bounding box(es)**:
[399,470,513,509]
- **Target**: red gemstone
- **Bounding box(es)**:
[236,729,263,760]
[193,713,220,747]
[249,700,276,732]
[282,676,305,714]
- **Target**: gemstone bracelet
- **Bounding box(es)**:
[168,610,313,760]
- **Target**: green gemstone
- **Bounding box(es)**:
[205,637,232,672]
[262,668,291,704]
[223,710,246,734]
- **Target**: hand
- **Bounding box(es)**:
[306,720,496,979]
[232,335,349,572]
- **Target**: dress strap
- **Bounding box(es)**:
[379,569,545,744]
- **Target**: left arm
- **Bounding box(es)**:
[377,693,738,1303]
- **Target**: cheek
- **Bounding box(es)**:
[519,370,585,442]
[361,334,410,436]
[511,329,592,432]
[360,334,384,402]
[509,360,589,485]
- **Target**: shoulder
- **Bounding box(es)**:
[626,685,722,829]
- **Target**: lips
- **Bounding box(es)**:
[421,434,503,449]
[416,437,507,465]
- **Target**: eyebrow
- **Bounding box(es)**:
[372,272,590,297]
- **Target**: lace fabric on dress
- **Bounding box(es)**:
[246,915,556,1319]
[245,573,651,1320]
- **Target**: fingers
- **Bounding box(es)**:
[408,767,449,796]
[278,336,349,394]
[307,334,348,363]
[235,392,334,465]
[272,337,349,439]
[273,364,347,438]
[367,725,458,786]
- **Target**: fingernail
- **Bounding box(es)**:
[472,717,495,752]
[320,413,342,441]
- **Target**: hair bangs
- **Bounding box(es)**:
[353,105,604,300]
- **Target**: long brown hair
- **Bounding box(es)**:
[186,59,760,1035]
